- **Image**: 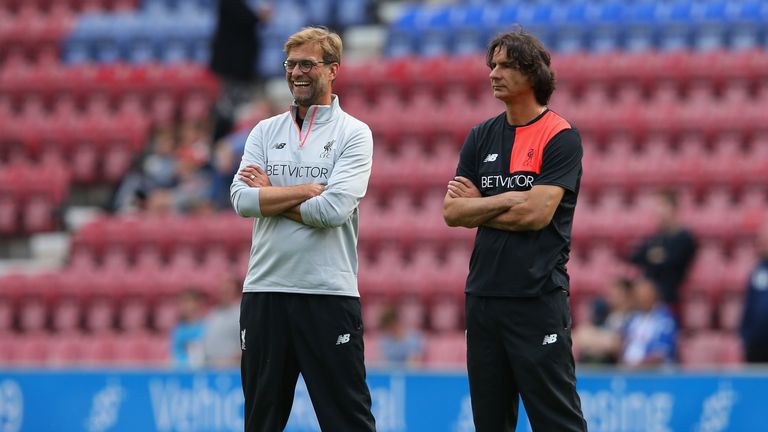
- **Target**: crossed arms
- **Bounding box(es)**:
[230,124,373,228]
[442,176,565,232]
[235,164,322,224]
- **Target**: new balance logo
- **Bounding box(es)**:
[542,334,558,345]
[241,329,247,351]
[483,154,498,162]
[336,334,351,345]
[272,142,286,149]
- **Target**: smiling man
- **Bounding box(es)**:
[230,26,376,432]
[443,30,588,431]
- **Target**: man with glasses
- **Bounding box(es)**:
[231,26,376,431]
[443,30,587,431]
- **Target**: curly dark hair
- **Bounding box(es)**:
[486,30,556,105]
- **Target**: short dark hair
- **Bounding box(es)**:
[486,30,556,105]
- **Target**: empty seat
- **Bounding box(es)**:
[680,295,713,331]
[51,297,82,334]
[84,298,115,333]
[47,334,84,366]
[424,331,466,368]
[429,297,462,333]
[119,297,150,332]
[11,334,49,365]
[79,333,118,365]
[718,293,744,332]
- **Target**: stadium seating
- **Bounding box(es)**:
[1,0,765,369]
[385,1,768,57]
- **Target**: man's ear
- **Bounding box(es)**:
[328,62,340,81]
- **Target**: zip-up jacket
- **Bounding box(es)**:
[231,95,373,297]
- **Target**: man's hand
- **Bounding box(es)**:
[299,183,326,199]
[238,165,272,188]
[447,176,482,198]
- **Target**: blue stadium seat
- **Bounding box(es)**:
[300,0,333,26]
[520,2,555,49]
[550,2,590,53]
[694,0,728,51]
[451,4,488,55]
[335,0,371,28]
[386,4,421,57]
[729,1,766,50]
[417,6,453,58]
[657,1,694,52]
[589,1,625,52]
[624,2,657,52]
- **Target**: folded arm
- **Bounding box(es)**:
[484,184,565,231]
[236,165,323,220]
[443,176,527,228]
[298,128,373,228]
[443,176,564,231]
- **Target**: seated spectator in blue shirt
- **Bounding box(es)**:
[621,277,677,368]
[741,221,768,363]
[170,288,207,367]
[574,276,633,364]
[378,305,424,367]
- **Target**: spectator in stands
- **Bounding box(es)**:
[170,288,207,368]
[143,127,179,190]
[144,188,175,215]
[629,190,697,309]
[111,127,177,213]
[740,220,768,363]
[231,27,376,431]
[210,129,250,208]
[172,146,215,214]
[209,0,272,141]
[201,274,242,368]
[573,276,633,364]
[378,305,424,367]
[620,277,677,368]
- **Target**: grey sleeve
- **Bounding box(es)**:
[230,124,266,218]
[300,125,373,228]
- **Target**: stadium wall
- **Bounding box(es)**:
[0,368,761,431]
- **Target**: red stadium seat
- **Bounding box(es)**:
[118,297,150,332]
[401,244,443,297]
[46,334,84,366]
[718,293,744,332]
[18,297,47,333]
[398,296,427,330]
[429,243,471,300]
[429,297,462,333]
[112,331,157,365]
[719,333,744,365]
[84,298,115,334]
[424,332,466,368]
[680,295,713,330]
[678,331,722,367]
[153,298,180,334]
[79,333,118,365]
[51,296,82,334]
[683,243,727,298]
[363,333,381,365]
[361,297,390,334]
[11,333,49,365]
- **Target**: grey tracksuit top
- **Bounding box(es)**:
[230,95,373,297]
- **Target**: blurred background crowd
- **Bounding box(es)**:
[1,0,767,371]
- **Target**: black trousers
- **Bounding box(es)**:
[240,292,376,432]
[745,343,768,363]
[466,291,588,432]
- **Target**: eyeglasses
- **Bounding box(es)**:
[283,59,330,73]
